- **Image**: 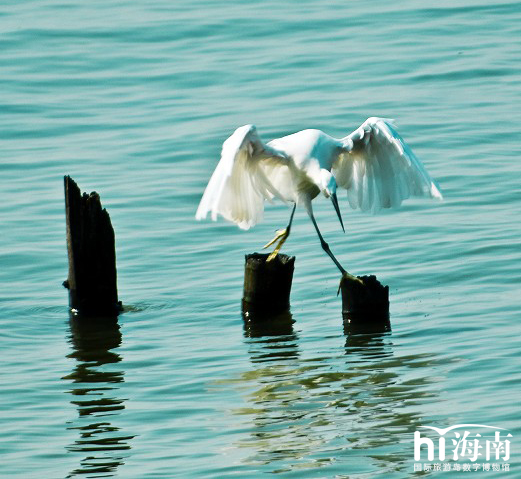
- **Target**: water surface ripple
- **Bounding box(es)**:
[1,0,520,477]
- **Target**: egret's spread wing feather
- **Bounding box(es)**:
[258,156,295,202]
[332,117,442,212]
[195,125,287,230]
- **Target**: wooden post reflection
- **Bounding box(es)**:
[63,315,134,477]
[243,310,299,363]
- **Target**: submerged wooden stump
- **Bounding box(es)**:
[242,310,295,338]
[63,176,121,316]
[340,274,390,334]
[242,253,295,315]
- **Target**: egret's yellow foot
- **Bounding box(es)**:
[263,228,289,262]
[341,271,364,285]
[263,228,287,249]
[337,271,364,295]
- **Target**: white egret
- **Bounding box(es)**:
[196,117,442,278]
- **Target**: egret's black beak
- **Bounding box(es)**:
[331,192,345,233]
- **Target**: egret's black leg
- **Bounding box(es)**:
[286,202,297,235]
[264,203,297,261]
[305,201,347,275]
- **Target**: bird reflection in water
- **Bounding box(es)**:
[342,332,441,474]
[63,314,134,477]
[228,314,443,474]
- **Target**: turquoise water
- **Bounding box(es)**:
[1,0,520,477]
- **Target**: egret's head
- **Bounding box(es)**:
[319,170,345,232]
[319,169,337,198]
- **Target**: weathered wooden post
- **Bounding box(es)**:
[340,274,390,334]
[242,253,295,315]
[63,176,122,316]
[243,310,295,338]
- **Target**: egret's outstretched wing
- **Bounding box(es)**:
[332,117,442,212]
[196,125,288,230]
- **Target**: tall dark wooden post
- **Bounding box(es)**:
[242,253,295,315]
[63,176,121,316]
[340,274,390,334]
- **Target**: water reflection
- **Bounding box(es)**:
[343,311,391,335]
[341,333,433,475]
[243,310,299,363]
[63,315,134,477]
[344,331,393,357]
[226,322,443,475]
